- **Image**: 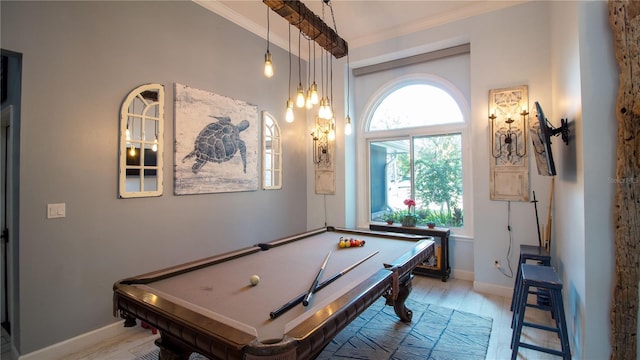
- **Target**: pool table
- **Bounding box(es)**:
[113,227,434,360]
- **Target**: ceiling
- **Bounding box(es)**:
[195,0,525,60]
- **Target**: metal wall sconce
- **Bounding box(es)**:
[310,117,334,166]
[490,107,528,159]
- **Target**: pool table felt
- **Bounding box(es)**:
[133,231,430,342]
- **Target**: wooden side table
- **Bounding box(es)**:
[370,224,451,281]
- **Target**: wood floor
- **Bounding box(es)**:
[2,276,563,359]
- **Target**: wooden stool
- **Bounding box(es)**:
[511,264,571,360]
[510,244,551,312]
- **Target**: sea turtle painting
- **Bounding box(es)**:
[182,116,250,174]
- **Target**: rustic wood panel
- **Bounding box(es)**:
[263,0,348,58]
[609,1,640,359]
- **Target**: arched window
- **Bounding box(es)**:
[369,84,463,130]
[365,80,467,228]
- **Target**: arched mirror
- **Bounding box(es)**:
[119,84,164,198]
[262,111,282,189]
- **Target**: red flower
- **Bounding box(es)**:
[403,199,416,207]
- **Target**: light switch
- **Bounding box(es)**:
[47,203,66,219]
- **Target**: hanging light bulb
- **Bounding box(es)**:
[324,98,333,119]
[129,144,136,157]
[328,120,336,141]
[152,138,158,152]
[318,98,327,119]
[296,83,305,108]
[305,89,313,109]
[263,7,274,78]
[285,99,294,123]
[264,51,274,78]
[345,115,352,135]
[310,82,319,105]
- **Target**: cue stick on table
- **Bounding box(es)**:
[269,250,380,319]
[302,251,332,306]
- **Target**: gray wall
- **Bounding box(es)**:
[1,1,308,353]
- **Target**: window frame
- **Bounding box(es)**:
[356,74,471,234]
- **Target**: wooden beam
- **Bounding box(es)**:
[263,0,348,58]
[609,1,640,359]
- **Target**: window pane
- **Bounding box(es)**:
[413,134,463,227]
[369,84,463,131]
[369,139,411,220]
[370,135,463,227]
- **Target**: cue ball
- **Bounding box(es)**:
[250,275,260,286]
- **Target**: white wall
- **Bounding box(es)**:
[347,2,554,292]
[550,2,616,358]
[1,1,309,354]
[343,1,616,357]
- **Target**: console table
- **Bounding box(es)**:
[370,224,451,281]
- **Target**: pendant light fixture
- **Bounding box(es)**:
[305,38,313,109]
[344,54,352,135]
[310,40,319,105]
[263,6,274,78]
[295,29,305,108]
[285,24,294,123]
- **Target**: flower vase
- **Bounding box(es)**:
[401,215,416,227]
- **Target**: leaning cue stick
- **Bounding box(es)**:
[544,177,555,251]
[302,251,332,306]
[531,191,543,248]
[269,251,380,319]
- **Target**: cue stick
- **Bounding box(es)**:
[544,177,555,251]
[531,191,543,248]
[269,251,379,319]
[302,251,332,306]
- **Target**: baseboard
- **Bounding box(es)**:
[18,321,127,360]
[473,280,513,298]
[450,269,473,281]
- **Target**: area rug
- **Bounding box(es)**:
[136,297,492,360]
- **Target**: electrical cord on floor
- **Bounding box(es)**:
[496,201,515,278]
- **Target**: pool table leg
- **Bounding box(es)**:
[384,273,414,323]
[155,334,192,360]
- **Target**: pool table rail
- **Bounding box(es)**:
[117,246,262,286]
[115,284,257,359]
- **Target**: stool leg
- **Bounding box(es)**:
[551,289,571,359]
[511,264,526,329]
[511,283,529,358]
[511,270,526,330]
[511,284,529,360]
[510,256,523,311]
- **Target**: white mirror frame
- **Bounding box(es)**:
[119,84,164,198]
[262,111,282,190]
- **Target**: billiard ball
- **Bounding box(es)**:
[250,275,260,286]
